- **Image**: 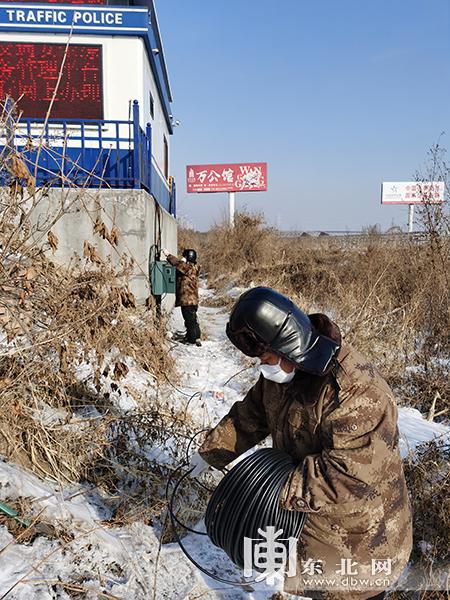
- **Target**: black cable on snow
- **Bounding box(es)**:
[168,447,306,586]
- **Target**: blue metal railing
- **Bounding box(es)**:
[1,99,176,216]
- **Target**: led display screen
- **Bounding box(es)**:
[0,42,103,119]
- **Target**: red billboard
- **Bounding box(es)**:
[0,42,103,119]
[186,162,267,193]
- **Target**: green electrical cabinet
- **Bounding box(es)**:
[150,260,176,295]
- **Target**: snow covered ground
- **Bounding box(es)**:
[0,284,448,599]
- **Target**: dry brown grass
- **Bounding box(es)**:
[0,224,199,532]
[0,102,190,532]
[0,238,177,479]
[404,441,449,570]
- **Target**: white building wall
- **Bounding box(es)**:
[142,51,170,177]
[30,188,177,307]
[0,31,170,179]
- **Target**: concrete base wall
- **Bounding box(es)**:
[32,188,177,309]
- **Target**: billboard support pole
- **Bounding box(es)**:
[229,192,235,227]
[408,204,414,233]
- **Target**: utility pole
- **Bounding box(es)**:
[228,191,235,227]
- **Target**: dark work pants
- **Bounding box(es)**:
[181,305,201,343]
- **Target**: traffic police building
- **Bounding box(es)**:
[0,0,178,302]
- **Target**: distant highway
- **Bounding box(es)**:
[280,230,431,239]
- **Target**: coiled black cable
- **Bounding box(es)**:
[205,448,306,570]
[168,447,306,585]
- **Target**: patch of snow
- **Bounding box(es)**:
[0,453,280,599]
[223,282,249,299]
[397,406,450,457]
[73,347,158,414]
[166,304,258,429]
[32,402,68,427]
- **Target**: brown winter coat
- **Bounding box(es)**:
[166,254,200,307]
[199,314,412,599]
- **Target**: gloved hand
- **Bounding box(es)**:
[188,452,210,478]
[161,248,170,257]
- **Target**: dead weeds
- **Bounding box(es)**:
[0,103,184,529]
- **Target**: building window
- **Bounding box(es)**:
[149,92,154,119]
[163,135,169,180]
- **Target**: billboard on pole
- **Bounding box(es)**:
[186,162,267,193]
[381,182,445,204]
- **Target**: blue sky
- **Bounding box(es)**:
[156,0,450,232]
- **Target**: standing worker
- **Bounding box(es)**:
[189,286,412,599]
[162,248,202,347]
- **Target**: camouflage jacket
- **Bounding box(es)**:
[199,315,412,599]
[166,254,200,307]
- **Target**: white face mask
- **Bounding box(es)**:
[259,357,295,384]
